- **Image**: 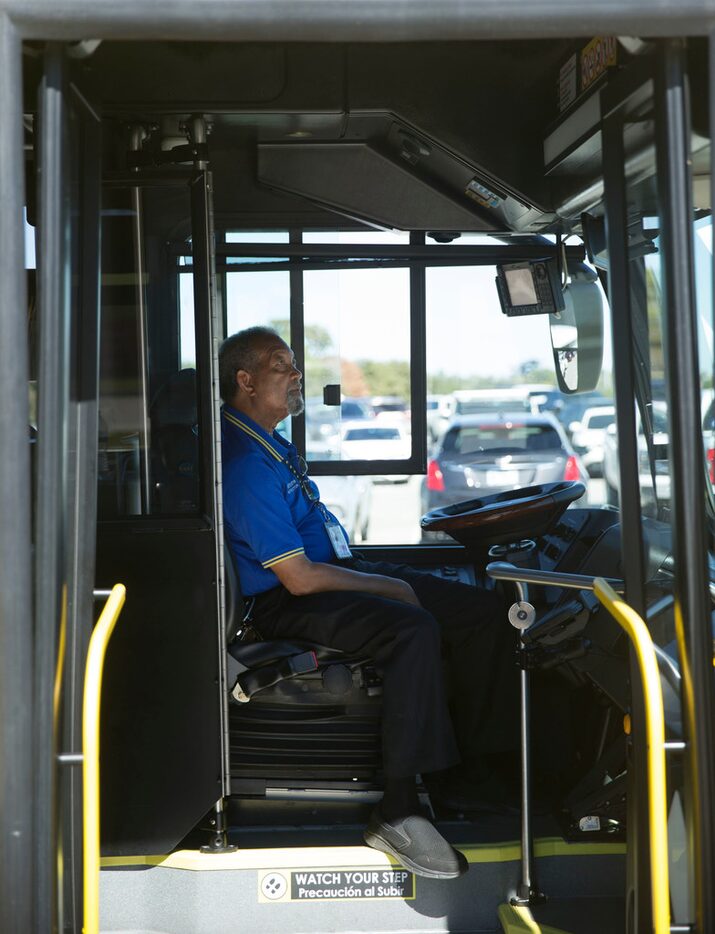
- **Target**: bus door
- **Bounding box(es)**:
[94,118,227,858]
[18,44,104,934]
[598,39,715,934]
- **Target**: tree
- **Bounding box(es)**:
[356,360,410,399]
[268,319,333,357]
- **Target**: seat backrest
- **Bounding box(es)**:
[224,539,247,645]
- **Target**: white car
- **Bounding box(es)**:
[602,403,670,512]
[569,405,616,477]
[317,475,373,542]
[340,421,411,482]
[427,395,447,444]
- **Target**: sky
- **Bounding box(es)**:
[184,261,575,381]
[25,213,608,386]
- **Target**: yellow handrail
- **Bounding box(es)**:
[82,584,126,934]
[593,578,669,934]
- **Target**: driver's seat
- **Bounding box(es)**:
[224,543,383,788]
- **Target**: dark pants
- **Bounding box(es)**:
[252,558,519,779]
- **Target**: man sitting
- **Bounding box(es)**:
[220,326,517,880]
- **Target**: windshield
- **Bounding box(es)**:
[585,413,615,429]
[456,399,530,415]
[444,423,562,455]
[344,427,401,441]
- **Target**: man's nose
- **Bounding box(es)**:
[292,364,302,380]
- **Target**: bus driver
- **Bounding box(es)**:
[220,326,518,880]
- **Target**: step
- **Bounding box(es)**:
[100,834,625,934]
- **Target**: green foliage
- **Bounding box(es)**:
[357,360,411,398]
[427,371,499,395]
[268,319,333,357]
[266,315,564,400]
[427,368,556,395]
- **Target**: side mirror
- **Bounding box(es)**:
[549,262,604,394]
[569,421,582,434]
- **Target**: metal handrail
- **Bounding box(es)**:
[593,578,669,934]
[486,561,625,593]
[82,584,126,934]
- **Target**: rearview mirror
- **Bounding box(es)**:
[549,262,604,394]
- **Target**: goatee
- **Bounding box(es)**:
[287,390,305,417]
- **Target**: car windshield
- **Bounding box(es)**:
[456,399,530,415]
[341,401,370,417]
[586,413,615,429]
[344,427,400,441]
[373,403,406,414]
[444,424,562,455]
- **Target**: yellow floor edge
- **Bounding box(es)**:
[100,835,625,872]
[498,902,572,934]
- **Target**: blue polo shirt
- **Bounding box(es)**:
[222,405,349,595]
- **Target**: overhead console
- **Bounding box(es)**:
[258,113,549,233]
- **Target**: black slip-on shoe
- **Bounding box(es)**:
[363,808,468,880]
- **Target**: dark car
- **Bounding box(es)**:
[422,412,587,515]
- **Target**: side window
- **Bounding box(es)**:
[98,188,202,517]
[302,266,411,462]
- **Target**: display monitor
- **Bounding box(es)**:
[495,259,565,317]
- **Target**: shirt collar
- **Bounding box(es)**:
[222,404,293,463]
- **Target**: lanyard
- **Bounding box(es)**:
[282,455,330,520]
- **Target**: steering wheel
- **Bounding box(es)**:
[420,480,585,548]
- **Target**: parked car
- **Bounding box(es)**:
[568,405,616,477]
[340,420,411,482]
[369,396,410,430]
[317,474,373,542]
[304,397,373,458]
[602,402,670,512]
[422,412,588,515]
[434,388,537,441]
[553,393,613,437]
[341,397,374,420]
[426,394,447,444]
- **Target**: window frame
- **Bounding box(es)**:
[173,231,582,478]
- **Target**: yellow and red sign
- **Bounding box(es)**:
[580,36,618,94]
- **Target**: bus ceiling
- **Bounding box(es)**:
[20,34,710,235]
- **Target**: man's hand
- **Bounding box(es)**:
[271,553,421,607]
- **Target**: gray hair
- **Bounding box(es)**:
[218,326,281,402]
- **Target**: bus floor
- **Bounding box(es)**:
[99,797,626,934]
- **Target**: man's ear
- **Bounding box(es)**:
[235,368,255,396]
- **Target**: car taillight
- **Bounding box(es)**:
[427,458,445,491]
[707,448,715,484]
[564,455,581,482]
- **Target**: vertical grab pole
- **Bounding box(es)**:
[0,14,34,934]
[510,581,542,905]
[129,127,151,514]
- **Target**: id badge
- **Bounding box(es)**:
[325,519,352,559]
